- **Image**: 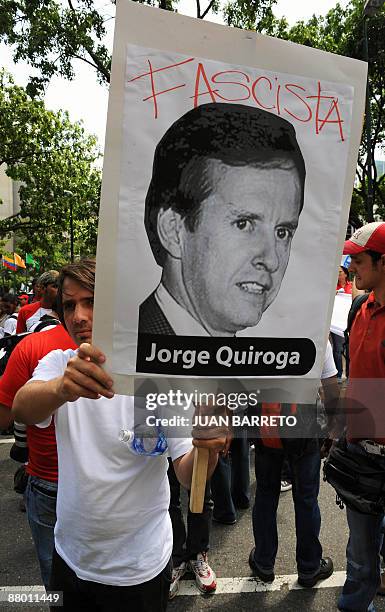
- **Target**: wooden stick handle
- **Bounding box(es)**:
[189,447,209,513]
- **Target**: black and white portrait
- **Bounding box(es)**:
[139,103,305,338]
[92,7,365,391]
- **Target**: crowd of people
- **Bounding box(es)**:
[0,220,384,612]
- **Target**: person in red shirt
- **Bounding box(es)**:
[18,294,29,308]
[16,271,59,334]
[337,221,385,612]
[0,324,76,589]
[336,265,353,294]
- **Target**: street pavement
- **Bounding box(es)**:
[2,438,385,612]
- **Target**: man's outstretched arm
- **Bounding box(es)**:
[12,343,115,425]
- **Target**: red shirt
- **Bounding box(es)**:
[0,325,76,480]
[347,292,385,442]
[16,301,42,333]
[336,280,353,294]
[260,402,297,449]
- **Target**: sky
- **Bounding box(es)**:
[2,0,351,151]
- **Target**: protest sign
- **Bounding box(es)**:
[341,255,352,269]
[330,292,352,338]
[93,0,367,402]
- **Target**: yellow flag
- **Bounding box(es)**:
[14,252,26,268]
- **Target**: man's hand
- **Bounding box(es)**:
[191,402,232,476]
[55,343,115,403]
[191,403,230,454]
[193,429,232,456]
[193,435,229,454]
[13,344,115,426]
[174,403,231,490]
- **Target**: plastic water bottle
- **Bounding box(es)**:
[119,427,168,456]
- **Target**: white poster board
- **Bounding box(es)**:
[93,0,367,402]
[330,292,353,337]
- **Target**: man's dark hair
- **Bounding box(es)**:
[38,270,59,289]
[145,103,306,266]
[57,259,95,326]
[2,293,18,306]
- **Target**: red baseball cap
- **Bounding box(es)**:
[343,222,385,255]
[18,293,29,300]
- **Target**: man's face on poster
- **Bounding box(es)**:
[175,159,302,335]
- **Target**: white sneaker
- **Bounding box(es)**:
[169,562,186,600]
[280,480,292,492]
[189,552,217,594]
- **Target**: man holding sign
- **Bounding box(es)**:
[12,259,226,612]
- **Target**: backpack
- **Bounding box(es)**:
[343,294,369,373]
[0,333,30,376]
[31,315,60,333]
[1,313,19,337]
[0,316,60,375]
[323,436,385,515]
[3,315,61,465]
[13,463,29,495]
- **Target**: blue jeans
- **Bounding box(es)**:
[252,445,322,577]
[24,475,57,589]
[338,444,385,612]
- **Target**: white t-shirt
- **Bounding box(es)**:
[3,314,18,335]
[26,307,53,332]
[322,340,338,379]
[32,349,192,586]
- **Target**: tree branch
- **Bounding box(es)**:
[84,46,110,82]
[72,54,100,72]
[67,0,76,14]
[66,0,110,82]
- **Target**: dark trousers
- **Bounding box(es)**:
[167,459,213,566]
[331,332,344,378]
[211,434,250,522]
[281,457,292,482]
[49,548,171,612]
[252,446,322,577]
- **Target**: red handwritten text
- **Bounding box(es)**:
[128,57,347,141]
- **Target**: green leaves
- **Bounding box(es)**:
[0,0,111,95]
[270,0,385,222]
[0,70,101,267]
[0,1,279,94]
[223,0,276,31]
[1,0,384,227]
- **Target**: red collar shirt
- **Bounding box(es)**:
[347,292,385,442]
[336,280,353,294]
[0,326,76,480]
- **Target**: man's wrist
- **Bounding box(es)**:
[52,376,72,406]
